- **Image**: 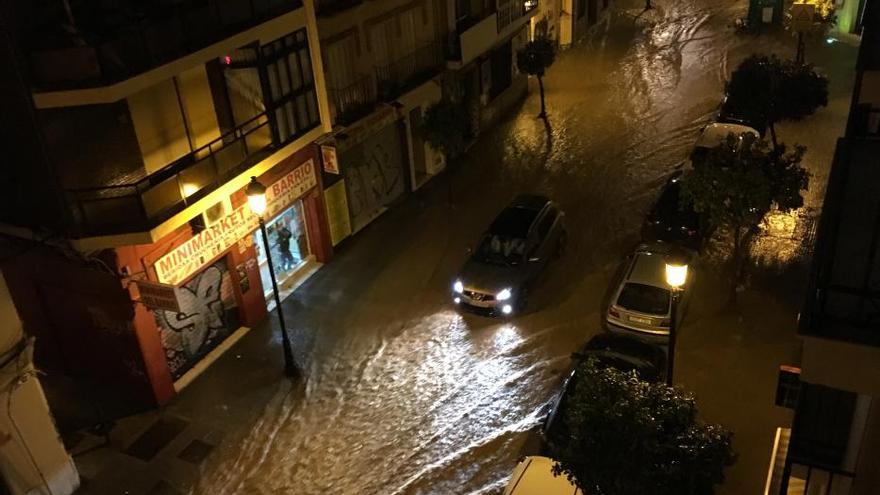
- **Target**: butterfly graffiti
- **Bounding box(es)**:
[155,264,228,377]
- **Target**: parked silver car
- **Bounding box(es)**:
[605,242,695,340]
[453,195,566,316]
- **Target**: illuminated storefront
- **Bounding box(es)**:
[115,146,332,401]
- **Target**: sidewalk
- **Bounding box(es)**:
[67,312,295,495]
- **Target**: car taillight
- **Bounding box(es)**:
[609,308,620,318]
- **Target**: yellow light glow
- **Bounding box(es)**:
[665,263,688,289]
[247,193,267,216]
[245,176,268,216]
[182,183,200,197]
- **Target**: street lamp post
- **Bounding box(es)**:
[664,253,688,386]
[246,176,299,378]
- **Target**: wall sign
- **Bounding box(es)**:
[321,145,339,174]
[136,280,181,312]
[154,159,317,286]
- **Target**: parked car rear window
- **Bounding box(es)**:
[617,283,670,315]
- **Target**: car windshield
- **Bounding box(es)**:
[617,283,670,315]
[474,234,526,266]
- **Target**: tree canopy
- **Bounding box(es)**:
[420,98,470,160]
[680,135,809,286]
[723,54,828,145]
[552,359,735,495]
[516,37,556,78]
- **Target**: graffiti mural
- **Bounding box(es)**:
[341,122,406,232]
[154,259,240,380]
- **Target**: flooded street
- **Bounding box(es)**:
[185,0,856,493]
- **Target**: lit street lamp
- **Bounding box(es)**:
[246,176,299,377]
[664,252,688,386]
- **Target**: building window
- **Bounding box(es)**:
[260,30,321,143]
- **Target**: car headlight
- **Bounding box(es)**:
[453,280,464,293]
[496,288,512,301]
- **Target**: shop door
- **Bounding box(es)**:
[340,121,407,232]
[409,107,427,183]
[252,200,311,299]
[153,258,241,380]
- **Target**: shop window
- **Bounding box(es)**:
[252,201,312,299]
[260,30,321,144]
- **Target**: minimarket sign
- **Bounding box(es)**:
[155,159,316,286]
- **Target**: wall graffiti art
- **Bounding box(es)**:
[154,259,240,380]
[342,123,406,231]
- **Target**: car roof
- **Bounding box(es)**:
[511,194,551,211]
[695,123,760,149]
[504,456,583,495]
[489,196,549,238]
[626,250,667,287]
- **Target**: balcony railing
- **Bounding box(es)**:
[328,76,378,126]
[66,111,277,236]
[498,0,538,31]
[375,44,443,101]
[27,0,301,90]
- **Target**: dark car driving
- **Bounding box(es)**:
[642,173,702,250]
[541,334,666,454]
[452,195,566,316]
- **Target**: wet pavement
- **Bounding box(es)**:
[73,0,859,493]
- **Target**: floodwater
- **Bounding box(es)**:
[188,0,848,493]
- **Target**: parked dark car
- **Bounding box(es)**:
[540,334,666,454]
[452,194,566,316]
[642,173,702,250]
[718,94,768,137]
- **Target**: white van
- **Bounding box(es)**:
[502,456,584,495]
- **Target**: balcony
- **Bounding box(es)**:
[65,111,282,237]
[800,138,880,347]
[327,76,378,126]
[446,0,536,65]
[375,44,443,101]
[26,0,301,90]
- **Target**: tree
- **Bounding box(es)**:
[680,135,809,293]
[724,54,829,148]
[552,360,735,495]
[420,98,471,206]
[421,98,470,161]
[516,36,556,119]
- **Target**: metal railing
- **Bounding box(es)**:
[66,111,275,236]
[781,462,855,494]
[27,0,301,89]
[375,43,443,101]
[328,76,378,125]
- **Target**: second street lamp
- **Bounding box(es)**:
[246,176,299,378]
[664,252,688,386]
